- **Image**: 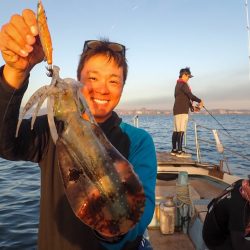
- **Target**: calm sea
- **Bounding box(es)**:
[0,114,249,249]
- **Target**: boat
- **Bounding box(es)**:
[147,152,240,250]
[140,119,247,250]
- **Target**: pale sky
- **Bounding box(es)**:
[0,0,250,110]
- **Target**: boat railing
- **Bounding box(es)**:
[192,123,230,174]
[129,114,249,176]
[190,120,250,175]
[133,115,139,128]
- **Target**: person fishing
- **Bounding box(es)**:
[202,178,250,250]
[171,67,204,158]
[0,8,157,250]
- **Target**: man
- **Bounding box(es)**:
[171,67,203,158]
[202,178,250,250]
[0,9,157,250]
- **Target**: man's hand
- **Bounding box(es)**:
[194,105,201,112]
[193,100,204,112]
[198,100,204,109]
[0,9,44,88]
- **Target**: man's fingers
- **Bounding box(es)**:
[10,14,35,46]
[22,9,38,36]
[0,24,29,57]
[4,22,27,49]
[0,10,38,58]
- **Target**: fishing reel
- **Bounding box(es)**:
[190,104,201,112]
[194,105,201,112]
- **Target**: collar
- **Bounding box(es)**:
[177,78,187,84]
[98,111,122,134]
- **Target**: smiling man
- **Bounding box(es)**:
[0,9,157,250]
[78,41,126,123]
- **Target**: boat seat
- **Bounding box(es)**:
[193,204,208,223]
[155,184,201,201]
[193,199,210,223]
[189,199,211,250]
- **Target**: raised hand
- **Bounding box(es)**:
[0,9,44,88]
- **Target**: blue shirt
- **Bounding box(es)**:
[102,122,157,250]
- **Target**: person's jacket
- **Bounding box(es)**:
[203,179,250,250]
[173,79,201,115]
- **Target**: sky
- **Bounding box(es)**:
[0,0,250,110]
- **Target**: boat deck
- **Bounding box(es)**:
[148,151,226,250]
[148,178,222,250]
[149,230,195,250]
[157,151,196,165]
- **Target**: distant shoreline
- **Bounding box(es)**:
[116,109,250,116]
[22,108,250,117]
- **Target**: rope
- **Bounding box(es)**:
[175,184,195,218]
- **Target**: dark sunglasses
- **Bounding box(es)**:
[83,40,126,57]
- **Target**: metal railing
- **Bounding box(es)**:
[133,115,139,128]
[191,121,250,174]
[129,114,249,175]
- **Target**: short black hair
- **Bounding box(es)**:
[77,38,128,83]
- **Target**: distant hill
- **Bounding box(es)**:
[21,107,250,118]
[115,108,250,116]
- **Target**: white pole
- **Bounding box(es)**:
[244,0,250,80]
[194,123,201,163]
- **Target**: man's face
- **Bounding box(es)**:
[80,54,124,123]
[182,74,190,83]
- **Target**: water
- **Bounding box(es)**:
[123,114,250,177]
[0,161,40,249]
[0,114,249,249]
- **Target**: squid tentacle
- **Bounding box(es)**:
[30,85,58,130]
[16,85,51,137]
[47,95,58,143]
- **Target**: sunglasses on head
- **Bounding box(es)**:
[83,40,126,57]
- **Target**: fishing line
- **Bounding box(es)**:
[201,106,250,147]
[188,116,250,162]
[203,106,231,135]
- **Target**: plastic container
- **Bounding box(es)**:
[159,197,175,234]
